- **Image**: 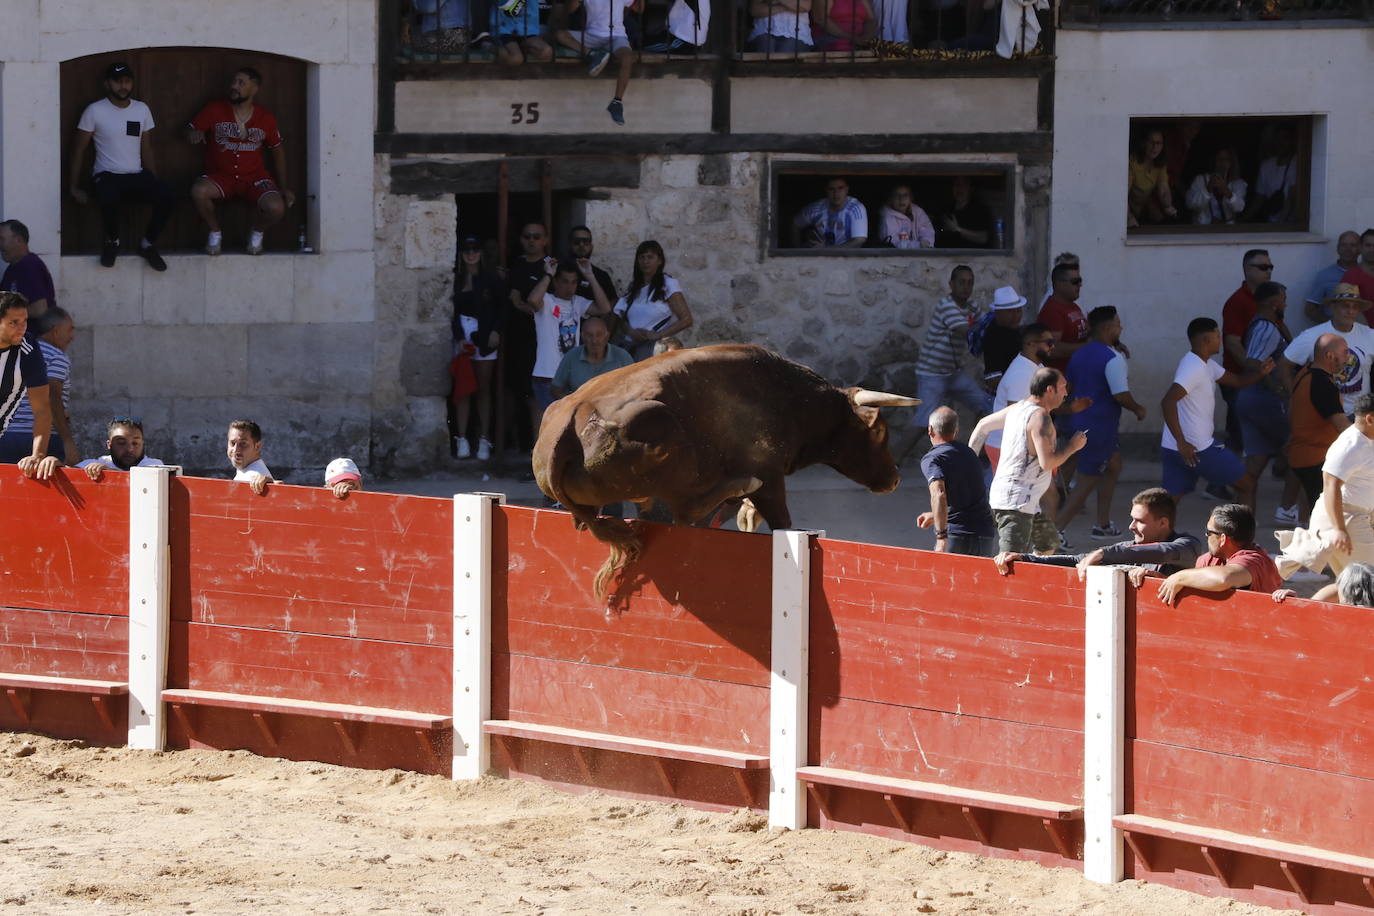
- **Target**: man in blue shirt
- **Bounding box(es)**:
[1304,231,1360,324]
[791,177,868,249]
[551,315,633,398]
[917,406,995,556]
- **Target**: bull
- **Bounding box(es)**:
[532,344,919,598]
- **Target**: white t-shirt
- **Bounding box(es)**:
[534,293,590,378]
[1283,321,1374,415]
[1161,352,1224,452]
[583,0,634,39]
[748,10,809,40]
[78,454,165,471]
[234,459,272,480]
[76,98,154,176]
[1322,424,1374,510]
[614,275,683,334]
[988,354,1038,450]
[668,0,710,43]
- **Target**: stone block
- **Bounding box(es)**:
[730,153,760,189]
[661,156,701,189]
[646,193,689,230]
[585,199,645,253]
[404,198,458,269]
[689,192,731,225]
[400,332,453,398]
[141,256,207,325]
[204,255,294,324]
[94,325,248,398]
[370,397,448,476]
[375,265,421,323]
[65,326,96,395]
[824,269,852,297]
[247,323,375,397]
[57,256,143,326]
[698,155,730,187]
[293,251,377,323]
[416,270,455,324]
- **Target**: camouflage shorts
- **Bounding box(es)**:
[994,509,1060,555]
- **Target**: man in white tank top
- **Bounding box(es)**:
[970,367,1088,554]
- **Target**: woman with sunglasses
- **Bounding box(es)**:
[612,240,693,361]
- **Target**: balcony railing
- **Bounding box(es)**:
[1061,0,1370,24]
[396,0,1052,65]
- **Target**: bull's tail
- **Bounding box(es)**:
[587,515,642,601]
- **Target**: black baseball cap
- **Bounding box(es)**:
[105,62,132,80]
[459,236,482,250]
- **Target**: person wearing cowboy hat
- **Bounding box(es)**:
[980,284,1029,390]
[1280,283,1374,417]
[914,265,993,435]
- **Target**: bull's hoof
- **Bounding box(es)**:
[737,498,762,533]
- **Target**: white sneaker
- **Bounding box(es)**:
[476,438,492,461]
[1274,504,1300,526]
[247,231,264,256]
[455,437,471,459]
[206,231,222,255]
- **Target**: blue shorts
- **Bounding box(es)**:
[1074,423,1119,477]
[532,377,554,410]
[1162,443,1243,495]
[1236,385,1290,458]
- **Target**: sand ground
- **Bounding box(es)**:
[0,732,1299,916]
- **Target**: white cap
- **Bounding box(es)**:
[324,457,362,486]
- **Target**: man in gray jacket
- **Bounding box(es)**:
[993,487,1202,586]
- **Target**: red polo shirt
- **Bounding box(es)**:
[1038,295,1087,372]
[1221,284,1258,374]
[1196,549,1282,594]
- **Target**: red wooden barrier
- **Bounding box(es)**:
[164,478,454,772]
[809,540,1085,865]
[0,467,129,741]
[490,506,773,809]
[1126,586,1374,912]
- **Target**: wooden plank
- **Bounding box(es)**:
[172,478,453,645]
[161,689,452,729]
[172,622,452,714]
[812,694,1083,803]
[0,609,128,681]
[770,529,816,830]
[1130,741,1374,861]
[0,467,130,617]
[1113,814,1374,879]
[1083,565,1126,884]
[0,673,127,695]
[1132,586,1374,780]
[494,652,770,756]
[483,719,768,768]
[812,540,1084,730]
[797,766,1081,819]
[496,508,772,687]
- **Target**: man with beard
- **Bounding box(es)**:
[79,418,166,480]
[187,67,295,255]
[67,62,173,270]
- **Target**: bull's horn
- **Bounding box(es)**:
[853,389,921,407]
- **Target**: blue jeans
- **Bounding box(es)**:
[916,371,993,430]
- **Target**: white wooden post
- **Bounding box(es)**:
[770,528,822,830]
[452,492,503,780]
[1083,564,1127,883]
[127,465,175,750]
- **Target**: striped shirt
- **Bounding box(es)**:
[794,197,869,247]
[6,340,68,435]
[0,335,48,435]
[916,295,981,375]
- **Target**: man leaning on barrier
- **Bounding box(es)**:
[994,488,1202,585]
[78,417,165,480]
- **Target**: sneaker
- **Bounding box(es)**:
[498,0,525,14]
[137,244,167,272]
[1091,522,1123,541]
[587,49,611,76]
[100,239,119,268]
[247,231,264,256]
[476,438,492,461]
[455,436,471,459]
[205,232,222,256]
[1274,504,1300,526]
[607,98,625,125]
[1058,529,1072,551]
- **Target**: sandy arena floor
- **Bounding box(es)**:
[0,732,1298,916]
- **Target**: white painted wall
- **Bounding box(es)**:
[0,0,379,475]
[1052,25,1374,436]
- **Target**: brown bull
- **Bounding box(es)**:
[532,344,919,597]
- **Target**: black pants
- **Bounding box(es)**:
[92,170,175,244]
[1294,464,1324,512]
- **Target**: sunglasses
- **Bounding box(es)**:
[1249,263,1275,271]
[1068,278,1083,285]
[521,234,544,240]
[1205,528,1224,537]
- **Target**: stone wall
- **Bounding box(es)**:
[376,150,1051,465]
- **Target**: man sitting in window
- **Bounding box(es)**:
[186,67,296,256]
[791,177,868,249]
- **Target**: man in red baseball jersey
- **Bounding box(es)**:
[187,67,295,255]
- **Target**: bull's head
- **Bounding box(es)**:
[837,388,920,494]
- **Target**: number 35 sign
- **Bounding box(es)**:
[510,102,540,124]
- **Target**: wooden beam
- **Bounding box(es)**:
[251,712,277,748]
[1200,846,1233,887]
[1279,861,1313,904]
[1043,818,1075,859]
[883,794,913,834]
[333,720,359,756]
[5,687,31,725]
[1122,831,1154,873]
[961,806,992,846]
[806,782,832,820]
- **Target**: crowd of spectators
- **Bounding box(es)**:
[790,175,1000,250]
[916,234,1374,610]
